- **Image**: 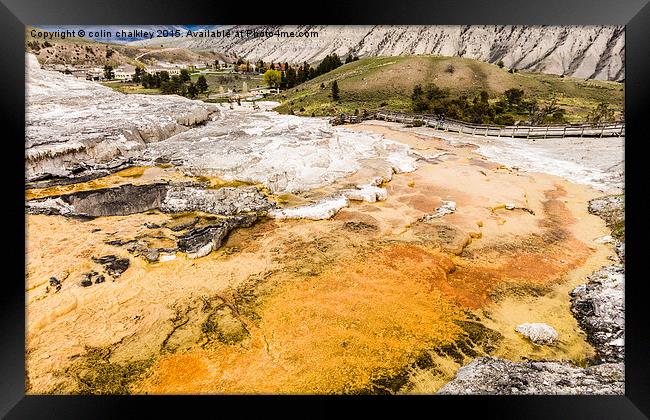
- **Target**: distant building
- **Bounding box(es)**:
[86,67,104,81]
[188,63,208,71]
[145,66,182,76]
[113,65,136,82]
[70,69,88,80]
[218,62,236,72]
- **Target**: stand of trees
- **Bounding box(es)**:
[314,53,342,75]
[257,53,346,90]
[411,85,569,125]
[140,71,208,98]
[345,54,360,64]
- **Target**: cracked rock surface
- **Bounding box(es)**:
[26,182,274,219]
[570,265,625,363]
[437,357,623,395]
[160,185,274,215]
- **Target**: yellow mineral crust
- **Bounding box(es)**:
[26,122,617,395]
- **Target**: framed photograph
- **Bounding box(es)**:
[2,0,648,417]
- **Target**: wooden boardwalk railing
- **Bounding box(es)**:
[330,111,625,139]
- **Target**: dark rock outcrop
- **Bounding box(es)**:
[91,255,130,278]
[80,271,106,287]
[27,180,276,260]
[176,214,258,259]
[46,277,62,293]
[27,183,169,217]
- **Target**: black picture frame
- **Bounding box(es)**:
[2,0,648,417]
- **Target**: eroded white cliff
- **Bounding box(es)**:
[131,25,624,81]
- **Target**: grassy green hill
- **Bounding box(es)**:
[272,56,624,123]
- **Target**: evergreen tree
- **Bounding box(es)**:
[160,81,175,94]
[132,67,143,83]
[286,67,297,88]
[331,80,340,101]
[103,65,114,80]
[256,59,265,73]
[196,75,208,93]
[302,62,312,82]
[152,73,161,88]
[170,75,182,91]
[297,64,307,84]
[280,71,288,89]
[187,82,198,98]
[180,69,191,83]
[141,73,151,88]
[158,71,170,83]
[178,83,188,97]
